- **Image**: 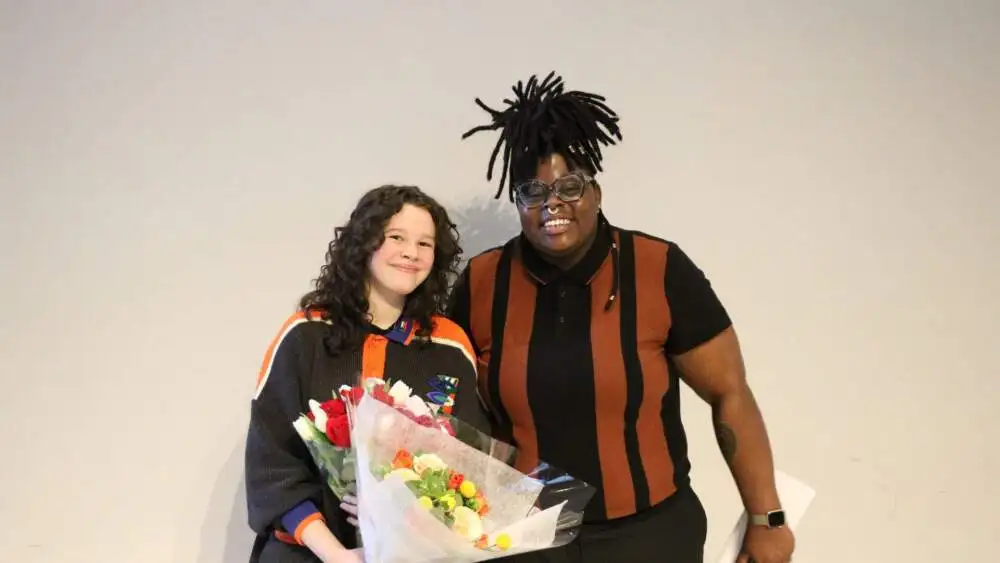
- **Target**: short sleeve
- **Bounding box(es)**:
[664,243,733,356]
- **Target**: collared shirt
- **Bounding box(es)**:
[448,221,732,521]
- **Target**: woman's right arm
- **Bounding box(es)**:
[245,319,360,563]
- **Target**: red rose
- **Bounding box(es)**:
[349,387,364,404]
[320,398,346,418]
[371,387,393,405]
[339,386,365,405]
[326,414,351,448]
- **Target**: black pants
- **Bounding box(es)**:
[499,486,708,563]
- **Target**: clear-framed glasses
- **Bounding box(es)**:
[513,172,593,209]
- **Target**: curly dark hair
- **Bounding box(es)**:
[299,185,463,356]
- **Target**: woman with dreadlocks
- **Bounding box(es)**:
[448,73,796,563]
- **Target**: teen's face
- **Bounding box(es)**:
[368,203,436,299]
[516,153,601,260]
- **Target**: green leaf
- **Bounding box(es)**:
[422,470,449,498]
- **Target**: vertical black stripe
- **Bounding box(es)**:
[664,357,692,489]
[526,268,606,520]
[617,230,650,511]
[486,241,516,438]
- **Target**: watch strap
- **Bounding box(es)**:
[749,509,785,528]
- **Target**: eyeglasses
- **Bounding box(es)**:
[513,172,593,209]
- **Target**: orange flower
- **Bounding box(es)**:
[391,449,413,470]
[475,491,489,515]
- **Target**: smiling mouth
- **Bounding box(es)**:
[393,264,419,273]
[542,218,572,234]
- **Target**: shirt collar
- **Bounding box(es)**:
[368,316,415,344]
[519,220,612,286]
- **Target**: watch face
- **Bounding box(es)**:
[768,510,786,528]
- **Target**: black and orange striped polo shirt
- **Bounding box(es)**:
[448,221,732,521]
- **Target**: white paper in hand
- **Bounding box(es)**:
[714,470,815,563]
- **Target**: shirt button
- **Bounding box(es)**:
[558,288,566,298]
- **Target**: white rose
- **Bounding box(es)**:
[365,378,386,393]
[292,416,315,440]
[403,394,433,418]
[308,399,328,432]
[451,506,483,541]
[412,453,447,475]
[386,467,421,482]
[387,380,413,406]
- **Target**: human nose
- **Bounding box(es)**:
[400,241,419,260]
[543,185,564,209]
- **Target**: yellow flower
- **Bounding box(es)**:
[459,480,477,498]
[439,493,457,511]
[495,533,512,550]
[418,496,433,510]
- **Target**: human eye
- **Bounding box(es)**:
[557,175,585,191]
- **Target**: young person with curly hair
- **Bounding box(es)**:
[244,185,488,563]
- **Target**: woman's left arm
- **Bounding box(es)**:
[671,327,780,513]
[662,242,780,513]
[664,242,793,562]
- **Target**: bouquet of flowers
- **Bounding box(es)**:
[291,388,359,499]
[294,376,595,563]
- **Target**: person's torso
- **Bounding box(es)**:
[293,315,477,419]
[464,227,691,522]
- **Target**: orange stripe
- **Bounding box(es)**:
[469,251,500,411]
[633,236,676,507]
[501,258,539,474]
[429,315,477,369]
[255,310,326,395]
[293,512,325,543]
[590,232,636,518]
[361,333,387,381]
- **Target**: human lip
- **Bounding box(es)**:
[541,218,572,235]
[393,264,420,274]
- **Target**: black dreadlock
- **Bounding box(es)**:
[461,72,623,310]
[460,71,623,201]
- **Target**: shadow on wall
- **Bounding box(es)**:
[194,438,254,563]
[449,196,522,265]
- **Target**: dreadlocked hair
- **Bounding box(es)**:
[461,71,623,201]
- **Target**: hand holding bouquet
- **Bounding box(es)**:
[295,376,595,562]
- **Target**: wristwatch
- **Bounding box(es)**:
[749,509,786,529]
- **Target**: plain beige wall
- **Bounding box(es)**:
[2,1,998,562]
